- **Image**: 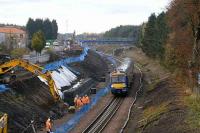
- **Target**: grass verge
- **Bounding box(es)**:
[185,94,200,129]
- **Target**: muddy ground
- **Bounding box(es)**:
[0,50,109,133]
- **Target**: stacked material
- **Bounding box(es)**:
[51,66,77,89]
[38,66,77,99]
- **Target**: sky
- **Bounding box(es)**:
[0,0,170,34]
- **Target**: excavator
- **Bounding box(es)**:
[0,59,62,133]
[0,59,60,101]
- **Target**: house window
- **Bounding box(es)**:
[20,34,23,38]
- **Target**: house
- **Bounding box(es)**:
[0,27,27,49]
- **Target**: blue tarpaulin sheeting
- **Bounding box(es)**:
[0,85,9,93]
[55,87,111,133]
[42,47,89,73]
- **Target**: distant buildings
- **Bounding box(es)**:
[0,27,27,49]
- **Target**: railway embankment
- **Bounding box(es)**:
[121,47,199,132]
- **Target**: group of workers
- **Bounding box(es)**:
[45,94,90,133]
[74,95,90,109]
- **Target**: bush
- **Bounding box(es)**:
[10,48,30,58]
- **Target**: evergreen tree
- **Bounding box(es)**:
[26,18,58,40]
[35,19,43,32]
[43,19,53,40]
[142,13,158,57]
[52,19,58,39]
[156,12,169,59]
[26,18,35,39]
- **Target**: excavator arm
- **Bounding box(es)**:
[0,114,8,133]
[0,59,60,101]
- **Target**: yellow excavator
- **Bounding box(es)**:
[0,59,62,133]
[0,59,60,101]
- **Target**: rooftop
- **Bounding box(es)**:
[0,27,25,34]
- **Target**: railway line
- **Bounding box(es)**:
[82,97,123,133]
[81,57,143,133]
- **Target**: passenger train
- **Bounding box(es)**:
[110,58,134,95]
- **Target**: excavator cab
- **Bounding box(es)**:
[0,55,16,83]
[0,71,16,83]
[0,54,11,64]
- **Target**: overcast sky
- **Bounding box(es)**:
[0,0,170,34]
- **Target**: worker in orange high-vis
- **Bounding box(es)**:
[85,95,90,104]
[81,96,87,105]
[74,95,79,107]
[45,118,52,133]
[77,97,83,109]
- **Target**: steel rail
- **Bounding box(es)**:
[119,63,143,133]
[82,97,123,133]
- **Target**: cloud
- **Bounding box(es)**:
[0,0,170,33]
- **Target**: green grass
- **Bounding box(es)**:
[147,79,160,92]
[185,95,200,129]
[138,102,169,129]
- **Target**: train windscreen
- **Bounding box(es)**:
[111,75,126,83]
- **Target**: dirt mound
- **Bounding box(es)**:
[138,79,189,133]
[0,77,65,133]
[70,50,109,81]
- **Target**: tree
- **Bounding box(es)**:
[103,25,140,39]
[166,0,200,87]
[26,18,35,39]
[52,19,58,39]
[26,18,58,40]
[35,19,43,32]
[142,13,158,57]
[141,12,169,59]
[31,30,46,54]
[43,19,53,40]
[156,12,169,59]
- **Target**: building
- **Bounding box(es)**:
[0,27,27,49]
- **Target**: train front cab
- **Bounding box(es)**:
[110,71,128,95]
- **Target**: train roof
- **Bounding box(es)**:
[111,70,125,76]
[117,58,133,72]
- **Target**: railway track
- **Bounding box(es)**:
[82,97,123,133]
[82,53,143,133]
[120,63,143,133]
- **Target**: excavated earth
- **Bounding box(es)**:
[0,50,109,133]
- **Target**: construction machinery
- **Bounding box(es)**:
[0,59,60,101]
[0,114,8,133]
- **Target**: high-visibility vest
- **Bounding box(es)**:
[77,99,83,107]
[74,97,78,106]
[45,120,52,131]
[81,97,87,104]
[85,96,90,104]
